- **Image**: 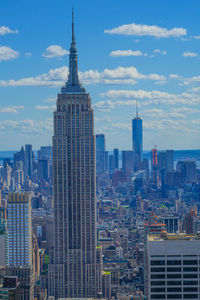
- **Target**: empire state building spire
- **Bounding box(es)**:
[61,9,86,93]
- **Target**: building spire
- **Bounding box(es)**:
[72,7,75,44]
[136,100,139,118]
[61,9,86,94]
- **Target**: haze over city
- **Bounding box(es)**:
[0,0,200,150]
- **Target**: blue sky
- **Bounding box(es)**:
[0,0,200,150]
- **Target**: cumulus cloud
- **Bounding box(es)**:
[0,118,52,134]
[110,49,145,57]
[42,45,69,58]
[183,51,198,57]
[104,23,186,38]
[0,66,166,87]
[0,26,18,35]
[193,36,200,39]
[153,49,167,55]
[100,89,200,106]
[0,46,19,62]
[35,105,56,112]
[0,105,24,114]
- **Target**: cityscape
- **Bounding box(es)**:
[0,1,200,300]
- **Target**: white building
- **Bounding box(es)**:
[7,192,32,267]
[147,232,200,299]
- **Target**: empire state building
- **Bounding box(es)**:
[48,12,102,299]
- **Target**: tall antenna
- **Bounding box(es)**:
[136,100,139,118]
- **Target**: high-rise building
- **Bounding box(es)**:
[122,150,134,174]
[113,148,119,169]
[25,144,33,178]
[0,207,7,267]
[7,192,34,300]
[151,147,158,185]
[146,232,200,300]
[96,134,105,174]
[166,150,174,172]
[0,277,21,300]
[132,102,143,171]
[7,192,32,267]
[48,12,102,299]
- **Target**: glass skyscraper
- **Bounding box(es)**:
[132,105,143,171]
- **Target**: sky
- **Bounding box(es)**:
[0,0,200,151]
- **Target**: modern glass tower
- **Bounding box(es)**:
[48,11,102,299]
[132,102,143,171]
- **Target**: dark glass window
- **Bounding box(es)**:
[151,281,165,286]
[151,288,165,292]
[167,295,181,299]
[151,274,165,279]
[151,268,165,272]
[167,281,181,285]
[183,274,198,278]
[151,295,165,299]
[167,267,181,272]
[167,287,182,292]
[167,260,181,265]
[183,287,198,292]
[183,267,197,272]
[167,274,181,279]
[183,260,197,265]
[183,281,198,285]
[151,260,165,265]
[183,295,198,299]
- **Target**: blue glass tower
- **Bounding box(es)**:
[132,102,143,171]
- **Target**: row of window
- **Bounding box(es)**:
[151,267,199,272]
[151,280,199,285]
[151,260,198,265]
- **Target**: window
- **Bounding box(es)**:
[167,260,181,265]
[167,281,181,285]
[167,267,181,272]
[151,260,165,265]
[151,268,165,272]
[183,260,197,265]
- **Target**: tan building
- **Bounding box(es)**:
[48,11,102,299]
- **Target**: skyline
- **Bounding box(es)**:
[0,0,200,150]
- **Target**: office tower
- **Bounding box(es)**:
[158,151,167,170]
[37,159,49,181]
[7,193,33,300]
[7,193,32,267]
[146,232,200,300]
[96,134,105,174]
[166,150,174,172]
[0,277,21,300]
[176,160,197,183]
[109,154,115,174]
[132,102,143,171]
[38,146,52,161]
[48,12,102,299]
[25,144,33,178]
[113,148,119,169]
[122,150,134,174]
[151,147,158,185]
[14,146,25,166]
[104,150,109,172]
[0,207,7,267]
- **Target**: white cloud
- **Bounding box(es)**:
[42,45,69,58]
[183,51,198,57]
[153,49,167,55]
[169,74,182,79]
[25,52,32,56]
[0,65,166,87]
[104,23,186,38]
[0,118,52,134]
[35,105,56,112]
[193,36,200,39]
[0,46,19,62]
[0,105,24,114]
[0,26,18,35]
[171,107,198,113]
[110,49,145,57]
[44,97,56,103]
[100,89,200,106]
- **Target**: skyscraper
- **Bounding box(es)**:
[25,144,33,178]
[132,102,143,171]
[7,192,32,267]
[48,12,102,299]
[96,134,105,174]
[113,148,119,169]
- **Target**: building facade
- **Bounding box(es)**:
[147,233,200,299]
[48,12,102,299]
